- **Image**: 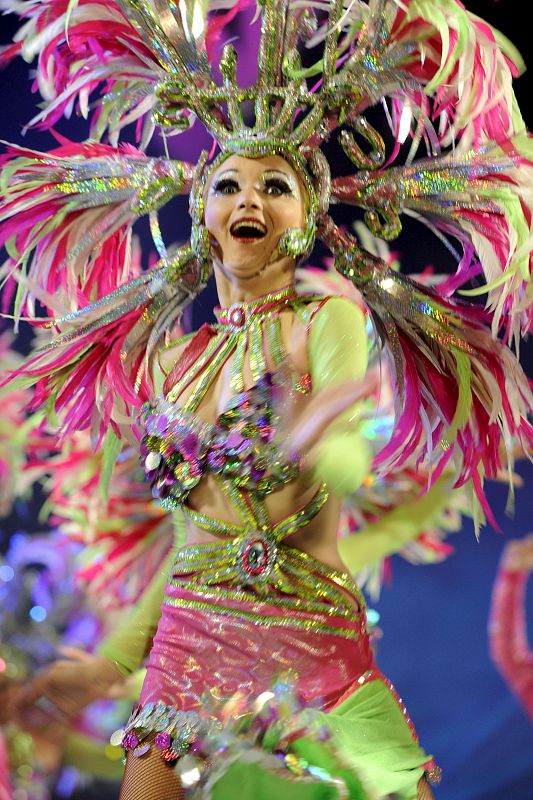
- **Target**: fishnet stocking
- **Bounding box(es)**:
[119,745,184,800]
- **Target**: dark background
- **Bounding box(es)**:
[1,2,533,799]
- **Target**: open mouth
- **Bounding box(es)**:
[229,218,267,242]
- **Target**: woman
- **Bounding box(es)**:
[14,153,436,799]
[4,155,437,799]
[114,151,437,799]
[1,1,532,798]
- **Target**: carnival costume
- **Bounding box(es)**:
[1,1,533,798]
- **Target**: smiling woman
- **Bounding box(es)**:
[0,2,532,800]
[204,154,307,287]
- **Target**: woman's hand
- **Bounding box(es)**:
[282,374,379,465]
[0,648,127,775]
[12,646,126,721]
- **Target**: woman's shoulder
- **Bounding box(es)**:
[294,293,365,332]
[154,331,199,395]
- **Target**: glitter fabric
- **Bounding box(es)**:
[114,681,376,796]
[139,556,372,727]
[140,373,301,508]
[124,546,441,792]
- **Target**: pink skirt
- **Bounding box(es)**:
[139,579,374,712]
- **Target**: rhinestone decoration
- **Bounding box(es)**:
[140,372,298,508]
[227,304,246,330]
[234,530,278,586]
[113,702,221,766]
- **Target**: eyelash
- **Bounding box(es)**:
[213,178,239,194]
[263,178,292,196]
[212,178,293,196]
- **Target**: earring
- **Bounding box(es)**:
[191,221,211,265]
[189,150,212,266]
[276,214,316,261]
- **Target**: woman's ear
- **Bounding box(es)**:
[208,231,222,263]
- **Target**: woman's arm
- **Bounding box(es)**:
[338,477,455,573]
[489,536,533,718]
[306,297,373,495]
[10,514,184,724]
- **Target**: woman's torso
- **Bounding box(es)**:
[152,298,351,577]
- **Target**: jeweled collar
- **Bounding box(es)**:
[214,285,297,332]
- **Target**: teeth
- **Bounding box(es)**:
[231,219,266,236]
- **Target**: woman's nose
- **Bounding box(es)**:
[237,185,261,210]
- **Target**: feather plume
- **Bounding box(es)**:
[0,0,250,144]
[23,426,176,610]
[319,216,533,530]
[0,248,207,444]
[332,136,533,342]
[0,139,192,324]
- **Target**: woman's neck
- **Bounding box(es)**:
[213,256,296,307]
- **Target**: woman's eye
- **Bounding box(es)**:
[213,179,239,194]
[264,179,292,196]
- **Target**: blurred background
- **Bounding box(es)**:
[0,1,532,798]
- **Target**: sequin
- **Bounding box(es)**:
[154,732,172,750]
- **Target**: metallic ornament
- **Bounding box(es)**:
[234,530,278,586]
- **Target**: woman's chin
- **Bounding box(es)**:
[216,254,271,280]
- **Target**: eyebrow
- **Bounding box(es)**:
[213,169,239,181]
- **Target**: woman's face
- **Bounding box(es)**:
[204,154,306,279]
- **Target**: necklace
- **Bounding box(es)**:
[166,285,299,403]
[214,285,297,331]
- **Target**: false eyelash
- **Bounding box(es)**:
[264,177,293,194]
[213,178,239,193]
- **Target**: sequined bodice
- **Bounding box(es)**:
[137,288,361,608]
[140,371,302,509]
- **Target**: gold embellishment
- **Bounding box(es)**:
[168,529,363,618]
[162,596,361,640]
[165,580,357,618]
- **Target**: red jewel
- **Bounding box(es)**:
[242,538,269,576]
[298,373,312,393]
[228,305,246,328]
[160,748,179,763]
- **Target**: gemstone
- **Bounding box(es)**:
[228,305,246,328]
[236,531,277,584]
[156,416,168,434]
[133,743,151,757]
[145,451,161,471]
[154,732,172,750]
[160,748,179,763]
[110,729,125,747]
[122,732,139,750]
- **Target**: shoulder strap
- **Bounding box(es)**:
[162,324,217,397]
